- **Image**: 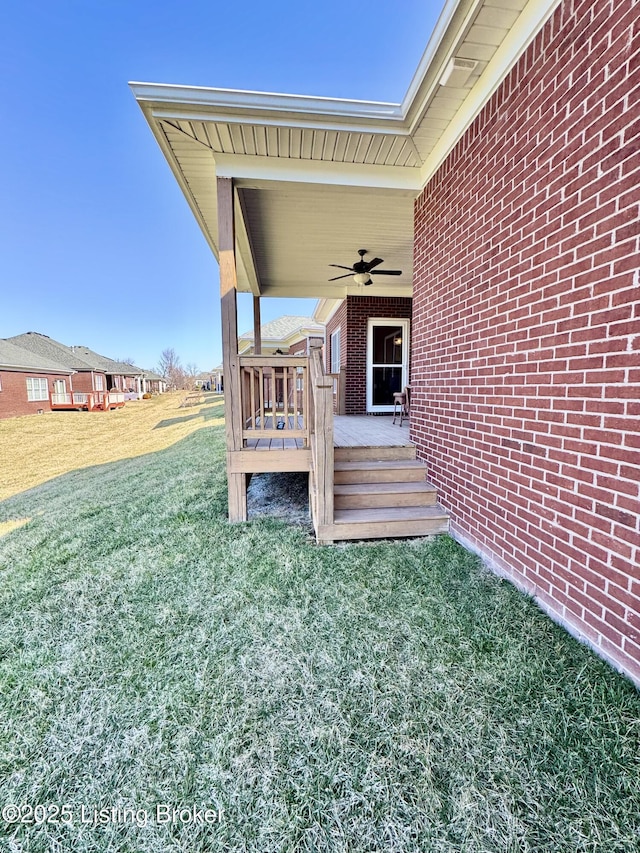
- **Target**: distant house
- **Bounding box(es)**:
[0,340,74,419]
[70,346,145,393]
[143,370,167,394]
[238,315,324,356]
[6,332,108,394]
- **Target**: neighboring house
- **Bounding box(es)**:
[133,0,640,684]
[70,346,145,393]
[143,370,167,394]
[6,332,107,394]
[0,340,74,419]
[194,371,213,390]
[238,315,324,356]
[211,364,223,393]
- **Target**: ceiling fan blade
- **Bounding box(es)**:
[365,257,384,271]
[329,264,355,272]
[370,269,402,276]
[328,273,354,281]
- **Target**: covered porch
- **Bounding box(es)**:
[131,69,461,540]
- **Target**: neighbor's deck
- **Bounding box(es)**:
[244,415,411,451]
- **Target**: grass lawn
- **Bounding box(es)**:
[0,412,639,851]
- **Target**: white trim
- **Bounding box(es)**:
[26,377,49,402]
[217,154,423,191]
[366,318,410,413]
[403,0,483,127]
[130,82,403,121]
[330,328,341,375]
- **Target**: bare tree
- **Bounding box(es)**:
[185,362,199,386]
[158,348,188,390]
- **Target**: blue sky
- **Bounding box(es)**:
[1,1,444,372]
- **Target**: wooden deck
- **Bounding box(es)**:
[334,415,412,448]
[244,415,306,450]
[243,414,412,451]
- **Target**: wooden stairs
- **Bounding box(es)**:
[320,445,449,542]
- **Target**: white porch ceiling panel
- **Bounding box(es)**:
[235,181,415,299]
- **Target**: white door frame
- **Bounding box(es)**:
[366,318,410,413]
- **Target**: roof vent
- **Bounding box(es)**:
[439,57,477,88]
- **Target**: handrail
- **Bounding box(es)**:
[308,348,334,542]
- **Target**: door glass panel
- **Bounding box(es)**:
[372,326,404,365]
[372,367,402,406]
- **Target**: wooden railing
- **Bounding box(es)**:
[308,348,335,543]
[327,366,346,415]
[239,356,310,446]
[49,391,125,411]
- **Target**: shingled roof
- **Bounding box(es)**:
[239,315,320,342]
[0,339,74,374]
[71,346,144,376]
[6,332,99,371]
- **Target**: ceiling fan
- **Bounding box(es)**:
[328,249,403,285]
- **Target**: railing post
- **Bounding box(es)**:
[309,348,334,543]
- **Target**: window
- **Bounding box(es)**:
[26,377,48,401]
[330,328,341,375]
[94,374,104,391]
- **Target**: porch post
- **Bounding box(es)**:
[217,176,247,522]
[253,295,261,355]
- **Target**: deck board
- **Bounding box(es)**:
[333,416,412,448]
[243,414,411,451]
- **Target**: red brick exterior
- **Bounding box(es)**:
[326,296,412,414]
[0,371,71,419]
[411,0,640,683]
[70,372,106,394]
[289,339,308,356]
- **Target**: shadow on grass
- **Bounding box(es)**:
[153,402,225,430]
[0,424,229,522]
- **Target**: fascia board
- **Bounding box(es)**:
[401,0,476,122]
[313,299,343,325]
[0,364,75,374]
[130,82,404,122]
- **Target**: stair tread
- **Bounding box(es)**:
[335,481,437,495]
[334,505,448,524]
[335,460,426,471]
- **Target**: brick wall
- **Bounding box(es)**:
[289,339,308,356]
[411,0,640,683]
[326,296,412,414]
[0,371,71,419]
[72,370,107,394]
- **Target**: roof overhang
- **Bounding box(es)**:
[131,0,560,302]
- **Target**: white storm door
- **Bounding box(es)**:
[366,318,409,413]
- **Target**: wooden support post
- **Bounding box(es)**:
[218,176,247,522]
[253,295,261,356]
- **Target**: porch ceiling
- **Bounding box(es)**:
[131,0,558,301]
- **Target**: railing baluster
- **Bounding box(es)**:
[250,368,256,431]
[259,367,265,430]
[283,366,289,430]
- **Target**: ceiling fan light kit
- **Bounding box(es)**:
[328,249,402,286]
